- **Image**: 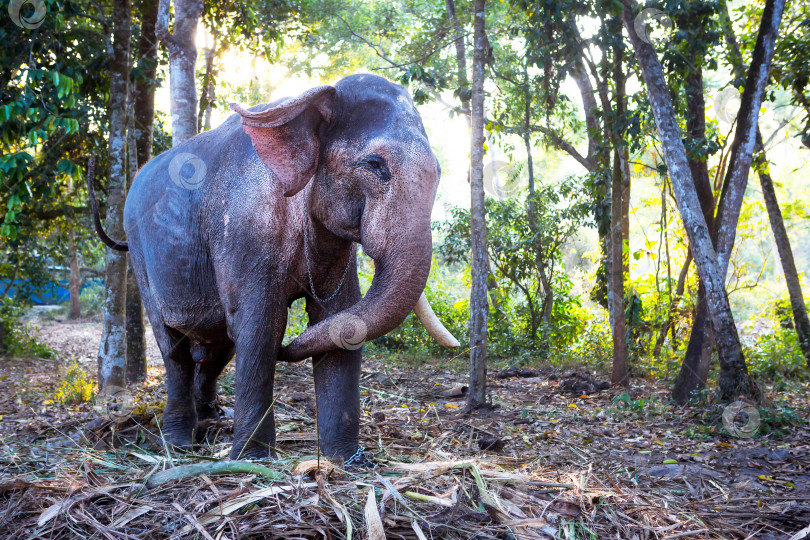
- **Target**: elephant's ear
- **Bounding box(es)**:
[230,85,335,197]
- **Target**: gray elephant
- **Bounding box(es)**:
[89,73,459,461]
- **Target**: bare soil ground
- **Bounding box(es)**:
[0,316,808,539]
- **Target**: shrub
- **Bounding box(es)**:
[50,361,94,404]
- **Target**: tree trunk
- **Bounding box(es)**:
[156,0,202,145]
[125,0,158,384]
[609,22,628,386]
[609,146,628,386]
[653,250,692,357]
[672,49,718,403]
[68,234,81,319]
[757,138,810,367]
[467,0,488,410]
[710,0,785,396]
[198,34,217,132]
[98,0,131,391]
[126,122,147,383]
[445,0,471,121]
[719,0,810,368]
[713,0,786,279]
[134,0,158,168]
[522,69,552,350]
[621,2,758,401]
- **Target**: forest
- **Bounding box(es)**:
[1,0,809,537]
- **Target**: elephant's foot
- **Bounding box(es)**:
[229,440,277,460]
[161,401,197,449]
[195,396,222,423]
[319,435,362,462]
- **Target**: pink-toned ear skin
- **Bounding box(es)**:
[230,85,335,197]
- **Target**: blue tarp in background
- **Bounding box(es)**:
[0,279,103,305]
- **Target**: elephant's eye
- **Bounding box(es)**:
[355,154,390,183]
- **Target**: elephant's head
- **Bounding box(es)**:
[231,74,458,361]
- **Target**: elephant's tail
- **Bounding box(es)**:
[87,156,129,252]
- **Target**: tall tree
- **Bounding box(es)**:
[720,0,810,370]
[98,0,132,391]
[157,0,202,145]
[620,0,758,401]
[467,0,489,410]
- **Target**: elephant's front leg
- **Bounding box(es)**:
[306,270,363,461]
[312,348,362,459]
[229,300,287,460]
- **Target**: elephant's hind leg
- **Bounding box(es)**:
[193,341,234,442]
[154,326,198,449]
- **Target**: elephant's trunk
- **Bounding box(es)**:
[281,226,436,362]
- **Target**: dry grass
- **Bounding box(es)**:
[0,324,808,538]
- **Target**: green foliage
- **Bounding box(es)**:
[746,328,809,382]
[0,299,53,358]
[438,181,591,356]
[613,392,656,413]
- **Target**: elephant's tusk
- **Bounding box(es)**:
[413,291,461,348]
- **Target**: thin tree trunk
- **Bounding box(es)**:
[610,147,628,386]
[156,0,202,145]
[98,0,131,391]
[653,250,692,357]
[467,0,488,410]
[445,0,471,121]
[1,259,20,299]
[522,69,552,350]
[609,20,628,386]
[621,1,758,401]
[198,33,217,132]
[756,134,810,368]
[719,0,810,368]
[68,234,81,319]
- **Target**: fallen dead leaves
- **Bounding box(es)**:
[0,318,807,538]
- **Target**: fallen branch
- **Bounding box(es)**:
[146,460,286,488]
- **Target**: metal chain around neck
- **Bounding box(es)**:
[303,221,353,303]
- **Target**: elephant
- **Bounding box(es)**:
[89,73,459,461]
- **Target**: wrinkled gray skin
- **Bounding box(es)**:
[124,74,440,459]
